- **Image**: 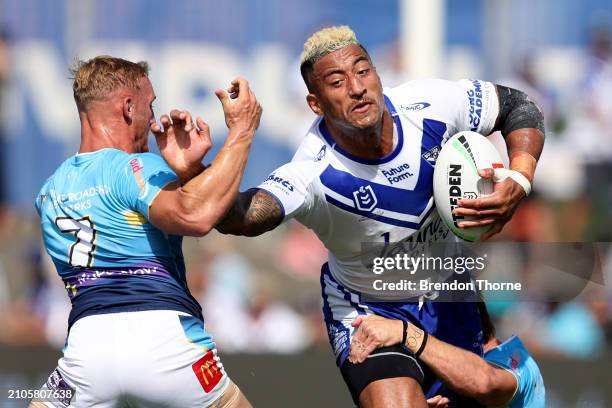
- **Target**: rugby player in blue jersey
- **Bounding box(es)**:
[32,56,261,407]
[349,303,545,407]
[159,26,545,407]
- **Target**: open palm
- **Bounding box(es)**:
[151,109,212,182]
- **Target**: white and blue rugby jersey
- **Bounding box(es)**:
[485,336,546,407]
[258,79,499,295]
[35,148,203,328]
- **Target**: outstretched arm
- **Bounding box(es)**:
[349,315,517,407]
[149,78,263,236]
[216,189,284,237]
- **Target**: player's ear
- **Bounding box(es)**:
[306,93,323,116]
[122,97,134,124]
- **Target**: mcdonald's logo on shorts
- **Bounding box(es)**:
[192,351,223,393]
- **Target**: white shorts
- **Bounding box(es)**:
[36,310,231,407]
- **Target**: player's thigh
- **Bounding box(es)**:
[208,380,253,408]
[360,377,428,408]
[122,311,243,408]
[340,345,427,407]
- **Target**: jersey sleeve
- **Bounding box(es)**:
[115,153,178,219]
[256,161,317,222]
[455,79,500,135]
[390,78,500,136]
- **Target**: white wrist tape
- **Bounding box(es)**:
[493,168,532,196]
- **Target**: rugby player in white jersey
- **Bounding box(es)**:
[160,26,544,407]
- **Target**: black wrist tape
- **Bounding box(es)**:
[415,331,428,357]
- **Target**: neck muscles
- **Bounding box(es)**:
[327,109,393,160]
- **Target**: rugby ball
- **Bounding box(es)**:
[433,131,504,241]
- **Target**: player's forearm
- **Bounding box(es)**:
[216,189,282,237]
[177,129,253,234]
[505,128,543,183]
[418,336,505,404]
[494,85,545,182]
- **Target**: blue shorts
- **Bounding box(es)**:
[320,263,483,400]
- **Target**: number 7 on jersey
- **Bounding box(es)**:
[55,216,97,267]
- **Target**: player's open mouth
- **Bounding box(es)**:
[351,102,372,113]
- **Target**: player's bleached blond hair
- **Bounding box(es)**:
[300,25,359,66]
[70,56,150,111]
[300,25,368,91]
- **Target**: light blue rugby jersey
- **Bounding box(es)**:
[485,336,545,408]
[35,148,203,328]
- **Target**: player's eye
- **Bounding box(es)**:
[358,68,370,76]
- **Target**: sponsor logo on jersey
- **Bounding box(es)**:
[265,173,295,192]
[381,163,414,184]
[129,158,144,173]
[315,145,327,162]
[46,368,75,406]
[353,185,378,212]
[510,351,520,371]
[422,146,441,165]
[400,102,431,112]
[448,164,465,228]
[328,324,349,358]
[192,351,223,393]
[129,158,146,191]
[467,79,483,131]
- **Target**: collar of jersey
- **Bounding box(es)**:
[318,94,403,165]
[73,148,120,164]
[484,334,522,357]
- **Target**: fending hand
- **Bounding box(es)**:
[151,110,212,183]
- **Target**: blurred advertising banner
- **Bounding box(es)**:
[0,0,402,209]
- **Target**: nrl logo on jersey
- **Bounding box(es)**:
[314,145,327,162]
[353,185,378,212]
[422,145,441,165]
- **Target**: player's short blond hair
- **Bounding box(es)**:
[300,25,359,67]
[299,25,368,91]
[70,56,150,111]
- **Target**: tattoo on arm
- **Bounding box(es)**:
[216,189,283,236]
